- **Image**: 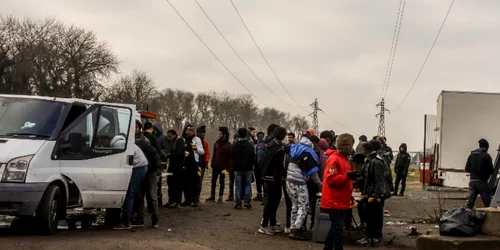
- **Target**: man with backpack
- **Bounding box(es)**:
[258,125,287,235]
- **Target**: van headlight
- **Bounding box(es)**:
[1,155,34,183]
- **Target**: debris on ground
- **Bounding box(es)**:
[407,227,422,236]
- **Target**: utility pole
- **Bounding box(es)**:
[376,98,390,136]
[309,98,322,135]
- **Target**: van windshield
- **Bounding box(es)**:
[0,97,66,138]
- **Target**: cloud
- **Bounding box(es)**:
[1,0,500,151]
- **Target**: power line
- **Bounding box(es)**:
[382,0,406,99]
[392,0,455,112]
[229,0,305,110]
[229,0,356,134]
[194,0,299,108]
[164,0,268,107]
[321,112,359,136]
[380,0,403,99]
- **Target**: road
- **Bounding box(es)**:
[0,180,466,250]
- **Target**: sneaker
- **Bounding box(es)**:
[252,193,263,201]
[260,201,265,206]
[168,202,179,209]
[217,197,223,204]
[244,200,252,209]
[114,222,131,230]
[234,201,242,209]
[180,201,191,207]
[271,225,284,234]
[357,237,371,246]
[226,196,234,202]
[284,227,291,234]
[191,201,199,207]
[258,226,275,235]
[206,196,215,202]
[131,219,144,227]
[151,221,159,228]
[371,238,381,246]
[163,202,173,208]
[289,229,307,241]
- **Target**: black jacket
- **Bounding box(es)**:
[262,139,286,182]
[361,152,388,198]
[231,139,255,171]
[395,143,411,174]
[135,133,162,174]
[167,137,185,171]
[465,148,494,181]
[143,131,161,155]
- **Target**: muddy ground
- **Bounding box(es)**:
[0,175,468,250]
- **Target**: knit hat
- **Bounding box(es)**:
[359,135,367,141]
[233,132,240,139]
[197,125,206,133]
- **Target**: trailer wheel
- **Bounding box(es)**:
[36,185,61,235]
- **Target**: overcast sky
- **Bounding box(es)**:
[2,0,499,151]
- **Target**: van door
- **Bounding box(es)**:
[55,104,135,208]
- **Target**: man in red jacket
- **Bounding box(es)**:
[320,133,356,250]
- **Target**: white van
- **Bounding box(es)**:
[0,94,136,235]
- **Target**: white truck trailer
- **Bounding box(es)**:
[436,91,500,188]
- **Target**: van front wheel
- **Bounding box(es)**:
[36,185,61,235]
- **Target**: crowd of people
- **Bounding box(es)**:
[113,118,416,250]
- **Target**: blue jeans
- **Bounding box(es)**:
[324,209,345,250]
[122,166,147,222]
[235,170,252,202]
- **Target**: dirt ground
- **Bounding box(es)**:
[0,174,468,250]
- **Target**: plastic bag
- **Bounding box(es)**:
[439,207,486,237]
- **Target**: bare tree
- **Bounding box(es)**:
[102,70,157,110]
[0,15,118,99]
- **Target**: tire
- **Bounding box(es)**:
[36,185,61,235]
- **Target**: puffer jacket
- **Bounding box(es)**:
[320,149,353,210]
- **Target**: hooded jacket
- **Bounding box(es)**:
[167,137,185,171]
[261,138,286,182]
[110,134,126,149]
[361,151,388,198]
[212,138,232,170]
[465,148,494,181]
[320,149,353,210]
[285,137,321,187]
[395,143,411,174]
[231,138,256,171]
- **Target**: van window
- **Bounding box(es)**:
[61,108,98,154]
[0,97,66,138]
[95,106,131,150]
[61,104,87,131]
[59,105,132,157]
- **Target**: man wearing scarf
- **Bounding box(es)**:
[180,122,205,207]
